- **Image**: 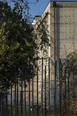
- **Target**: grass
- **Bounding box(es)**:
[2,104,59,116]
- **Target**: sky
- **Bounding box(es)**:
[29,0,49,19]
[2,0,77,21]
[29,0,77,20]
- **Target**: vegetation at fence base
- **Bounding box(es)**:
[2,104,56,116]
[62,49,77,72]
[57,49,77,116]
[58,86,77,116]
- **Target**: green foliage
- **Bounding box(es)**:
[0,1,51,94]
[0,81,3,88]
[2,104,55,116]
[57,49,77,116]
[62,49,77,71]
[38,20,50,50]
[58,86,77,116]
[0,1,37,89]
[0,1,50,90]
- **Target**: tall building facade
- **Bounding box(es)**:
[32,1,77,110]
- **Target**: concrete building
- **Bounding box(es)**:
[32,1,77,111]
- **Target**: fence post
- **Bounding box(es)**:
[1,72,3,116]
[45,66,46,116]
[24,69,26,116]
[21,67,23,116]
[37,67,38,116]
[11,69,12,116]
[15,68,16,116]
[59,58,62,116]
[73,69,74,98]
[48,58,50,116]
[0,92,1,116]
[32,65,34,116]
[68,71,70,116]
[41,57,43,116]
[64,68,66,115]
[17,68,18,116]
[54,60,57,116]
[29,61,30,116]
[6,76,8,116]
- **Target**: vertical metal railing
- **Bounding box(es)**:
[1,57,76,116]
[41,57,43,116]
[48,58,50,116]
[21,68,23,116]
[6,76,8,116]
[73,69,74,98]
[17,68,18,116]
[53,2,57,115]
[24,69,26,116]
[68,72,69,102]
[1,72,3,116]
[32,66,34,116]
[11,69,12,116]
[15,68,16,116]
[29,61,30,116]
[37,67,38,116]
[64,69,66,115]
[68,71,70,116]
[45,66,46,116]
[59,59,62,116]
[54,61,57,116]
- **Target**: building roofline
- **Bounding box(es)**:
[33,1,77,28]
[35,1,51,29]
[50,0,77,2]
[31,15,41,25]
[34,15,41,17]
[41,0,77,19]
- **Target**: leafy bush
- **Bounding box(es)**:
[58,86,77,116]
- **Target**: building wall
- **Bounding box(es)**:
[50,1,77,110]
[35,1,77,111]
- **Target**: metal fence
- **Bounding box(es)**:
[0,58,76,116]
[59,59,77,116]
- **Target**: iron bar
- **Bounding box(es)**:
[59,58,62,116]
[32,66,34,116]
[48,58,50,116]
[17,68,18,116]
[21,68,23,116]
[15,68,16,116]
[0,83,2,116]
[1,72,3,116]
[54,61,57,116]
[65,69,66,114]
[53,2,57,116]
[68,72,69,107]
[24,69,26,116]
[37,67,38,116]
[45,66,46,116]
[67,71,70,116]
[6,76,8,116]
[73,69,74,98]
[11,69,12,116]
[41,57,43,116]
[29,61,30,116]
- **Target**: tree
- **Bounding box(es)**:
[0,1,38,89]
[1,0,39,23]
[0,1,50,89]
